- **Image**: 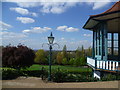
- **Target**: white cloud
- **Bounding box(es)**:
[0,21,12,30]
[2,31,27,39]
[16,17,35,24]
[83,34,92,37]
[4,1,116,14]
[10,7,38,17]
[15,1,116,13]
[23,27,51,33]
[61,37,65,40]
[92,1,110,10]
[57,25,79,32]
[10,7,29,15]
[30,12,38,17]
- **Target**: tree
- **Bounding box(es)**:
[34,49,48,64]
[2,45,35,69]
[68,58,75,66]
[56,52,63,65]
[75,46,81,59]
[62,58,68,65]
[81,45,85,57]
[87,46,92,57]
[62,45,68,59]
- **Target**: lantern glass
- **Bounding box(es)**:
[48,36,54,44]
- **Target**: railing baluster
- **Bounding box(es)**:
[100,61,101,69]
[97,60,99,68]
[103,61,105,69]
[109,61,111,70]
[106,61,108,70]
[113,62,115,70]
[116,62,118,70]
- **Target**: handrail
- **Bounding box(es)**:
[87,57,120,71]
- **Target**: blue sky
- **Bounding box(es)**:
[1,1,117,50]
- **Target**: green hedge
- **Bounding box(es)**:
[2,67,120,82]
[2,67,48,80]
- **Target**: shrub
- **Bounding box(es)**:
[2,68,21,80]
[62,58,68,65]
[52,68,68,82]
[101,74,117,81]
[2,45,35,69]
[2,67,48,80]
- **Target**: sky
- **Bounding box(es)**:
[1,0,118,50]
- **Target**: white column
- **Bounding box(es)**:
[113,62,115,70]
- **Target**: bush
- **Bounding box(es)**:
[52,68,68,82]
[2,68,21,80]
[2,45,35,69]
[101,74,117,81]
[2,67,48,80]
[62,58,68,65]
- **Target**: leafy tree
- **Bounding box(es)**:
[56,52,63,65]
[87,46,92,57]
[74,58,81,67]
[68,58,75,66]
[75,46,81,59]
[34,49,48,64]
[80,57,86,66]
[62,45,68,59]
[81,45,85,57]
[62,58,68,65]
[2,45,35,69]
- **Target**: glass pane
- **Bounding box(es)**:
[108,41,111,47]
[108,48,112,55]
[114,33,118,40]
[114,48,118,55]
[114,41,118,47]
[108,33,111,40]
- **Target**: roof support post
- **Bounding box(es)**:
[100,24,103,60]
[92,29,95,59]
[118,33,120,60]
[103,22,108,60]
[111,33,114,56]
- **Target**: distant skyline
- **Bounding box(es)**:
[1,0,118,50]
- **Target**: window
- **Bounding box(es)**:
[107,33,118,56]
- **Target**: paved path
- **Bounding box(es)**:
[2,77,119,88]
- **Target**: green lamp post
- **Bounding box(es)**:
[47,32,54,81]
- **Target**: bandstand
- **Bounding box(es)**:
[83,1,120,79]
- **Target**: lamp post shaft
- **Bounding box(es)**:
[48,45,52,81]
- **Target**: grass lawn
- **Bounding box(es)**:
[27,64,92,73]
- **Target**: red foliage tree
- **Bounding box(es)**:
[2,45,35,69]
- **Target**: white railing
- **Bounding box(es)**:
[87,57,120,71]
[87,57,95,67]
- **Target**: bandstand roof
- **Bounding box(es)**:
[83,1,120,33]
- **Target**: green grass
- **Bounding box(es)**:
[27,64,92,73]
